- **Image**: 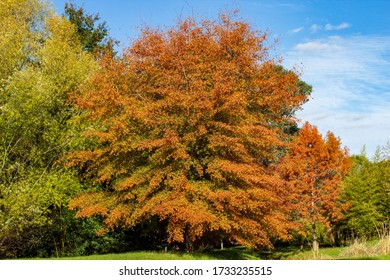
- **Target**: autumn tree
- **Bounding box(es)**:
[278,122,351,253]
[68,13,309,252]
[0,0,95,257]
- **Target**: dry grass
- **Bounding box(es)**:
[340,236,390,258]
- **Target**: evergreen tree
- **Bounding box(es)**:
[64,2,118,56]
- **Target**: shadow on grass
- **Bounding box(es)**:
[201,246,263,260]
[258,246,305,260]
[200,246,304,260]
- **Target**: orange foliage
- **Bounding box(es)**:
[68,12,308,250]
[278,122,352,238]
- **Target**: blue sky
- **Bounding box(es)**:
[51,0,390,158]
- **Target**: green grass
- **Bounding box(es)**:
[344,253,390,260]
[30,247,263,260]
[30,251,216,260]
[203,246,263,260]
[270,238,390,260]
[25,239,390,260]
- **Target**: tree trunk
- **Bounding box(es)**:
[312,221,319,253]
[184,228,194,253]
[59,206,66,256]
[328,225,336,246]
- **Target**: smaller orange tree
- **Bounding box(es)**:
[278,122,351,252]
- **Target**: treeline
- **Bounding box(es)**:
[0,0,388,258]
[338,148,390,241]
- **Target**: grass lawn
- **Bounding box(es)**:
[29,241,390,260]
[39,251,216,260]
[30,247,261,260]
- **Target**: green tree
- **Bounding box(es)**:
[64,2,118,56]
[0,0,95,258]
[340,150,390,239]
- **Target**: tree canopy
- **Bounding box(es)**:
[278,122,351,251]
[64,2,118,56]
[68,13,310,251]
[0,0,95,257]
[340,149,390,238]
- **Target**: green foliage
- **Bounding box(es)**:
[64,2,118,56]
[0,0,96,258]
[340,151,390,239]
[0,0,46,88]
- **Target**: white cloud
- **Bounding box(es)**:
[310,24,321,33]
[289,27,304,34]
[295,41,343,52]
[284,36,390,157]
[309,22,351,33]
[325,22,351,30]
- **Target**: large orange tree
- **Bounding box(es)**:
[68,13,309,251]
[278,122,351,252]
